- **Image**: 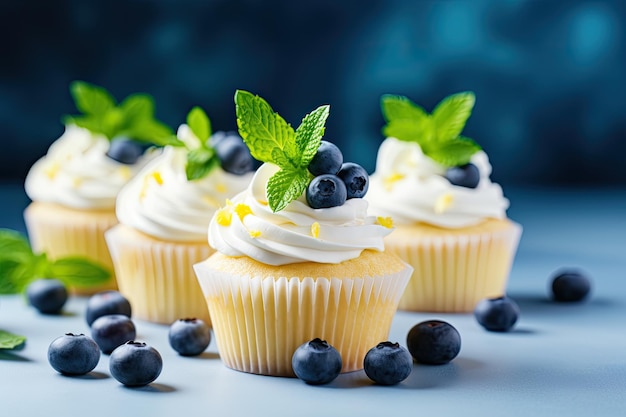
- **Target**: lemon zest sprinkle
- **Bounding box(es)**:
[216,183,227,193]
[249,229,261,238]
[377,216,394,228]
[234,203,253,222]
[151,171,164,185]
[383,173,404,191]
[434,193,454,214]
[44,163,61,180]
[215,207,233,226]
[310,222,320,238]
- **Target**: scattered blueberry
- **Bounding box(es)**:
[406,320,461,365]
[337,162,369,199]
[211,132,254,175]
[306,174,347,209]
[292,338,342,385]
[308,141,343,176]
[106,137,148,164]
[90,314,136,354]
[363,341,413,385]
[109,341,163,387]
[48,333,100,376]
[26,278,68,315]
[474,296,520,332]
[86,290,132,326]
[445,163,480,188]
[550,269,592,302]
[168,318,211,356]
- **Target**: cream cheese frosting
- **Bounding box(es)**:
[208,163,393,265]
[366,137,509,228]
[115,125,253,242]
[25,125,159,210]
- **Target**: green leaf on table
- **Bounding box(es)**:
[0,330,27,350]
[47,257,111,288]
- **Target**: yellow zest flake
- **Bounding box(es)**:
[434,193,454,214]
[72,178,83,188]
[44,162,61,180]
[202,195,221,208]
[377,216,394,229]
[249,229,261,238]
[150,171,164,185]
[310,222,320,238]
[117,166,132,181]
[215,206,233,226]
[216,183,227,194]
[383,173,404,191]
[234,203,253,222]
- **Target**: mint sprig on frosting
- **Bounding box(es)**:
[381,92,481,167]
[63,81,175,146]
[183,106,221,181]
[234,90,329,212]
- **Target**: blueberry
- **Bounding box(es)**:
[474,296,520,332]
[308,141,343,176]
[90,314,136,354]
[48,333,100,375]
[550,269,592,302]
[86,290,132,326]
[211,132,254,175]
[292,338,342,385]
[26,278,68,315]
[406,320,461,365]
[337,162,369,199]
[106,137,147,164]
[168,318,211,356]
[306,174,347,209]
[109,341,163,387]
[445,163,480,188]
[363,341,413,385]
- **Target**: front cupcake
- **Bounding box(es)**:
[194,90,412,377]
[24,81,170,294]
[366,92,522,313]
[106,107,255,324]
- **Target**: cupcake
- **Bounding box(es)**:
[24,81,171,294]
[366,92,522,313]
[106,106,255,324]
[193,90,412,377]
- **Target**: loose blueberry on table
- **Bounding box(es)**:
[26,278,68,315]
[109,341,163,387]
[474,296,520,332]
[85,290,132,326]
[90,314,136,354]
[406,320,461,365]
[550,269,592,302]
[48,333,100,376]
[168,318,211,356]
[363,341,413,385]
[292,338,342,385]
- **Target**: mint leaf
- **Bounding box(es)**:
[295,105,329,167]
[48,257,111,288]
[266,168,311,212]
[425,136,481,167]
[70,81,116,116]
[381,94,428,123]
[0,229,34,261]
[63,115,107,137]
[0,330,26,350]
[187,106,211,142]
[234,90,297,166]
[382,118,435,146]
[127,119,175,144]
[185,148,219,181]
[120,93,155,125]
[432,91,475,142]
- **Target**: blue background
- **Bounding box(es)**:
[2,0,625,186]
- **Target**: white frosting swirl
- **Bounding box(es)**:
[116,125,253,242]
[208,163,393,265]
[366,137,509,228]
[25,125,159,210]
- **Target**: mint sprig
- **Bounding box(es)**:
[235,90,329,212]
[63,81,175,146]
[0,330,26,350]
[0,229,111,294]
[381,92,481,167]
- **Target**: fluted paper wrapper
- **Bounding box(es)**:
[194,259,412,377]
[388,220,522,313]
[24,202,118,294]
[106,225,213,325]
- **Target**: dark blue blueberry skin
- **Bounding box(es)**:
[48,333,100,376]
[306,174,347,209]
[445,163,480,188]
[406,320,461,365]
[209,131,255,175]
[168,318,211,356]
[109,341,163,387]
[86,290,132,326]
[106,137,148,164]
[337,162,369,199]
[474,296,520,332]
[551,269,592,302]
[292,338,342,385]
[363,341,413,385]
[308,140,343,176]
[90,314,136,354]
[26,278,68,315]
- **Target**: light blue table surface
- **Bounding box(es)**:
[1,183,625,416]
